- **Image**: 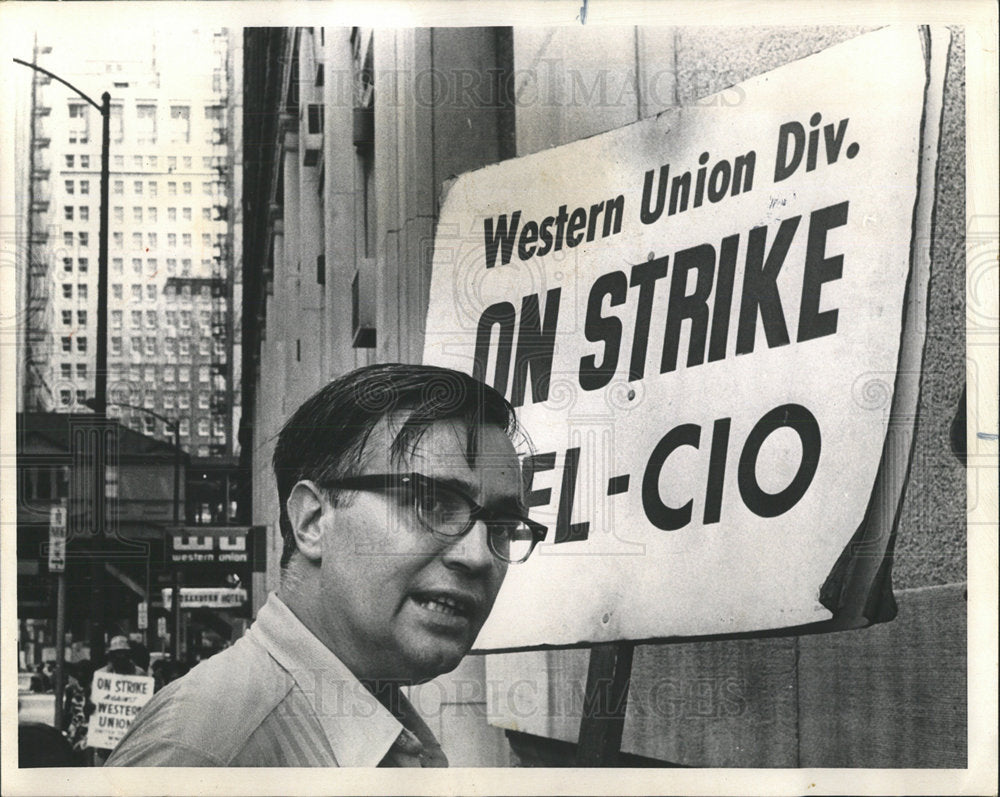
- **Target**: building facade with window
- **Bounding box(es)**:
[20,28,242,461]
[241,25,966,768]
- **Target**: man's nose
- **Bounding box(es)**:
[441,519,496,574]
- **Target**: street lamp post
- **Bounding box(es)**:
[87,400,183,660]
[14,57,111,730]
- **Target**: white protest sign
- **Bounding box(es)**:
[424,27,933,649]
[88,672,155,749]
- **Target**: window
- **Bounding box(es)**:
[144,393,155,409]
[148,233,157,248]
[78,284,88,299]
[148,181,157,197]
[182,182,192,195]
[166,258,177,274]
[134,155,144,169]
[68,103,89,143]
[65,180,75,195]
[113,180,124,195]
[146,284,157,301]
[80,181,89,195]
[202,181,213,195]
[179,366,190,383]
[179,338,190,356]
[168,156,177,171]
[202,207,212,221]
[164,392,175,409]
[198,365,210,383]
[131,310,142,327]
[178,393,190,410]
[181,284,191,299]
[164,367,175,383]
[114,155,124,168]
[167,233,177,248]
[130,336,142,359]
[145,310,157,328]
[131,258,142,274]
[147,258,157,273]
[79,206,89,221]
[77,310,87,325]
[199,309,211,326]
[143,417,155,435]
[78,231,88,246]
[198,391,210,409]
[169,105,190,143]
[182,207,192,221]
[76,336,87,352]
[112,283,123,300]
[63,257,73,272]
[145,337,156,356]
[61,389,72,406]
[111,310,122,328]
[111,336,122,355]
[77,257,88,273]
[213,419,226,438]
[133,207,143,223]
[76,363,86,379]
[202,233,211,248]
[64,232,74,247]
[148,207,157,222]
[110,103,124,143]
[62,284,73,299]
[180,310,191,329]
[61,336,72,352]
[168,181,177,195]
[182,259,192,275]
[80,155,90,168]
[62,310,72,325]
[59,363,72,380]
[165,310,177,327]
[199,338,210,355]
[131,285,142,301]
[183,156,192,169]
[143,366,155,383]
[179,418,189,436]
[76,390,87,406]
[114,232,124,248]
[182,233,192,248]
[133,180,143,195]
[114,206,124,223]
[136,104,157,144]
[149,155,157,168]
[168,207,177,221]
[65,155,75,168]
[113,258,124,273]
[132,233,142,248]
[202,156,213,169]
[64,206,74,221]
[198,418,210,437]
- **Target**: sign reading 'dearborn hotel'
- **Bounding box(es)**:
[424,27,938,650]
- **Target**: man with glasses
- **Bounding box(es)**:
[106,363,544,767]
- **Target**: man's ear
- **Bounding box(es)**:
[286,480,329,563]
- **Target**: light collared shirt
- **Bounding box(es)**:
[104,594,447,767]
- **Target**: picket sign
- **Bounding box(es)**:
[424,27,947,763]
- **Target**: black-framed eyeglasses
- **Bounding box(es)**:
[319,472,547,564]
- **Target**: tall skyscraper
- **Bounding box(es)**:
[21,27,241,458]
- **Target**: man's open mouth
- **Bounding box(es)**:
[410,591,475,619]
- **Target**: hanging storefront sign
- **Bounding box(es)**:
[161,587,247,610]
[424,27,942,649]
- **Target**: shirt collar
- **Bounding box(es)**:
[250,593,423,767]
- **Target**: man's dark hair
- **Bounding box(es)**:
[273,363,518,567]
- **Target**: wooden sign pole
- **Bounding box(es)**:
[574,641,636,766]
